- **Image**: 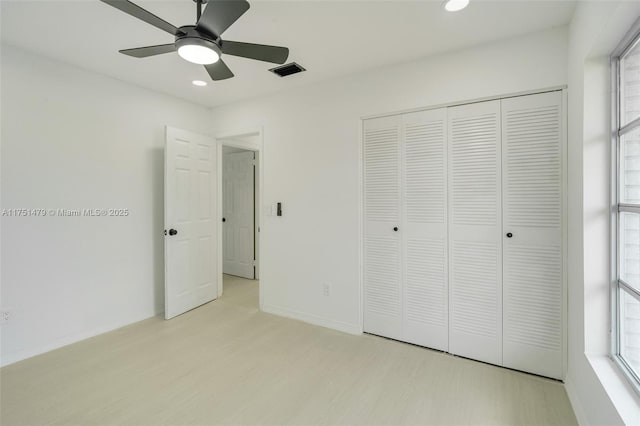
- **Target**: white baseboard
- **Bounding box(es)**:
[565,376,589,426]
[0,310,159,367]
[262,304,362,335]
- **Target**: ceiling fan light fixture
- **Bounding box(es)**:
[178,44,219,65]
[99,0,290,81]
[175,35,221,65]
[443,0,469,12]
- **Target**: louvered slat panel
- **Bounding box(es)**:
[364,127,400,222]
[504,105,561,228]
[405,121,445,224]
[405,239,446,325]
[402,109,448,351]
[450,241,499,337]
[502,91,564,379]
[448,100,502,365]
[363,116,402,340]
[365,236,401,316]
[450,113,499,226]
[504,245,562,350]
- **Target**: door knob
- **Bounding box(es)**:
[506,232,513,238]
[169,229,178,236]
[393,227,399,232]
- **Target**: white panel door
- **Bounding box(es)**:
[165,127,217,320]
[363,115,402,340]
[448,100,503,365]
[223,151,255,279]
[501,91,564,379]
[401,109,448,351]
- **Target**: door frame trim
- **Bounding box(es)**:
[215,128,263,308]
[360,85,568,121]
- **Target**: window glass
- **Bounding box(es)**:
[621,38,640,126]
[617,26,640,390]
[621,212,640,292]
[620,126,640,204]
[620,289,640,378]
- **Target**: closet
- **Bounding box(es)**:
[363,90,564,380]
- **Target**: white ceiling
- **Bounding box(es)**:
[1,0,576,108]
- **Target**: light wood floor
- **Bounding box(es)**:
[1,275,577,425]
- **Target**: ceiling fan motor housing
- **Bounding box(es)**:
[175,26,221,54]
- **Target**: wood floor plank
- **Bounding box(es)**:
[1,275,577,425]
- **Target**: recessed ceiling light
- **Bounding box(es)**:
[443,0,469,12]
[192,80,208,87]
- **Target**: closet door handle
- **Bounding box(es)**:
[506,232,513,238]
[393,227,399,232]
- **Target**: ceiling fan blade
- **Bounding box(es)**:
[100,0,182,36]
[205,60,234,81]
[119,44,176,58]
[195,0,250,38]
[221,41,289,64]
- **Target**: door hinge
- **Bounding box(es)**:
[252,260,256,267]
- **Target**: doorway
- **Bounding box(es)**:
[222,146,256,279]
[216,131,262,304]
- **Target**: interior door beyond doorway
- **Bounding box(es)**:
[223,150,255,279]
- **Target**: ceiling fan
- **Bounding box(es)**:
[99,0,289,81]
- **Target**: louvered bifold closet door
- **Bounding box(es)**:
[501,91,564,379]
[363,115,402,340]
[448,100,503,365]
[402,109,448,351]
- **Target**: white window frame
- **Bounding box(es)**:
[612,20,640,394]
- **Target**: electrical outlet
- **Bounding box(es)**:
[322,283,331,297]
[0,310,11,325]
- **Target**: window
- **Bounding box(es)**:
[614,27,640,390]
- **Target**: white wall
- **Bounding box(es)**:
[565,2,640,425]
[0,46,211,366]
[3,8,637,424]
[208,28,568,334]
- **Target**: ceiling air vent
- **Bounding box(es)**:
[269,62,306,77]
